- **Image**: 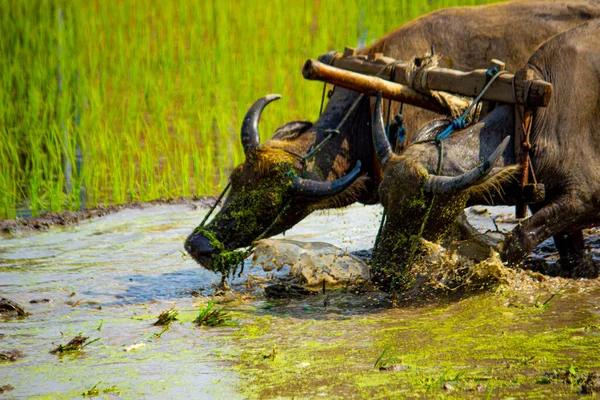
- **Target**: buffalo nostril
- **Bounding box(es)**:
[185,233,216,256]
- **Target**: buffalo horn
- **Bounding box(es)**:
[423,136,511,194]
[241,94,281,155]
[372,91,395,167]
[291,161,362,198]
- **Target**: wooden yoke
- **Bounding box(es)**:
[312,49,553,107]
[304,49,551,218]
[302,59,450,114]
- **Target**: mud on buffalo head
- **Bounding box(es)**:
[185,94,364,271]
[370,92,516,290]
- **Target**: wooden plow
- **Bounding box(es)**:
[302,46,553,217]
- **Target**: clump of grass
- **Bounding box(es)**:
[374,345,402,370]
[82,382,120,397]
[195,300,236,327]
[261,344,277,361]
[154,308,179,326]
[50,334,100,354]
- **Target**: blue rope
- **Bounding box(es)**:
[386,113,407,144]
[397,124,407,144]
[436,118,466,141]
[435,67,508,142]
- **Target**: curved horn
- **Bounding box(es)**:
[372,91,394,167]
[423,136,511,195]
[290,161,362,198]
[241,94,281,155]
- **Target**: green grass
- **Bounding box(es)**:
[0,0,499,219]
[195,300,236,327]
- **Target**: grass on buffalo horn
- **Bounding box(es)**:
[195,300,237,327]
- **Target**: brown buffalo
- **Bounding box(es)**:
[371,20,600,291]
[185,0,600,271]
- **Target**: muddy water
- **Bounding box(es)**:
[1,203,599,399]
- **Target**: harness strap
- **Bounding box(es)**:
[513,68,539,218]
[436,69,509,142]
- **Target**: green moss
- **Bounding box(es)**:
[223,292,600,399]
[191,159,299,275]
[372,189,432,291]
[211,250,247,276]
[192,227,224,251]
[372,185,469,292]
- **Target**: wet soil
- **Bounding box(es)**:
[1,203,599,398]
[0,196,216,234]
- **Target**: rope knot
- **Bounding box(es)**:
[485,66,500,80]
[452,118,466,130]
[522,142,532,151]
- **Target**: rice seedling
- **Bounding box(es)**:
[374,345,403,370]
[50,334,100,354]
[82,382,120,398]
[1,0,500,219]
[195,300,236,327]
[154,308,179,326]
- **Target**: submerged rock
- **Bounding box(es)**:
[0,349,25,362]
[252,239,370,289]
[0,385,14,394]
[0,298,26,317]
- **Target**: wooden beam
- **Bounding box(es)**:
[302,59,448,114]
[315,52,553,107]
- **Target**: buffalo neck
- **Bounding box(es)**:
[306,88,378,204]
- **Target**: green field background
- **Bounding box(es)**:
[1,0,499,219]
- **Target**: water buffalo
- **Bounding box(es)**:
[185,0,600,271]
[371,19,600,290]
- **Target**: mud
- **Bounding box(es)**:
[1,203,599,398]
[0,298,27,317]
[0,349,25,362]
[0,385,14,394]
[0,196,216,234]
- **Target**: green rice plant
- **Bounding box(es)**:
[82,382,120,398]
[0,0,501,219]
[49,334,100,354]
[154,308,179,326]
[195,300,236,327]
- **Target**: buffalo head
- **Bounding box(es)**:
[370,92,516,290]
[185,94,364,272]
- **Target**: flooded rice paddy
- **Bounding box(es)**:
[1,203,599,399]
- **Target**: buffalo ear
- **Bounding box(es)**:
[271,120,313,141]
